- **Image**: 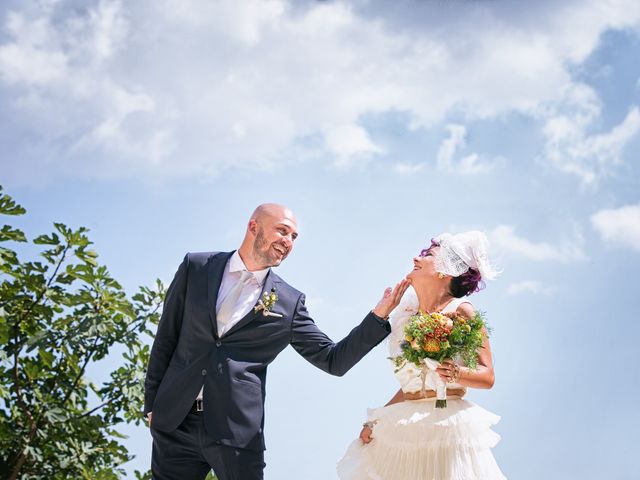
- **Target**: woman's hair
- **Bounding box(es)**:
[425,239,485,297]
[449,267,484,298]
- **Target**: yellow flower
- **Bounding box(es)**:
[255,290,279,314]
[423,338,441,352]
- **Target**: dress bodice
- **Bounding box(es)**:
[389,295,470,393]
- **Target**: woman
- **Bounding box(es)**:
[338,231,506,480]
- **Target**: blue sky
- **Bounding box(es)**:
[2,1,640,479]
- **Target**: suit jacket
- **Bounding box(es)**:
[144,251,390,451]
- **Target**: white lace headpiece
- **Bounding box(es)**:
[433,231,499,281]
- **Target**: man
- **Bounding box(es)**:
[144,204,408,480]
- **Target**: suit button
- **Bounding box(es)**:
[215,341,222,347]
[201,369,207,376]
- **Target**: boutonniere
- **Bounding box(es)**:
[254,288,283,317]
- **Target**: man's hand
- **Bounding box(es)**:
[373,279,410,319]
[146,412,153,427]
[359,425,373,444]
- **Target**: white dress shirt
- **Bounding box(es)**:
[216,251,270,336]
[197,251,269,401]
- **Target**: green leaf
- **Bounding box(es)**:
[24,362,41,379]
[34,232,61,245]
[55,272,76,285]
[44,407,67,423]
[0,383,9,399]
[0,312,8,344]
[0,224,27,242]
[39,348,55,368]
[0,186,27,216]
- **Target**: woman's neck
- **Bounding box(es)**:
[415,284,454,313]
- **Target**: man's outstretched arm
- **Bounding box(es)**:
[290,280,409,376]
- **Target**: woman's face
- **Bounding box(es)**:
[406,245,441,284]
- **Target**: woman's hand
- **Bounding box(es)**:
[373,279,410,319]
[436,359,460,383]
[359,425,373,444]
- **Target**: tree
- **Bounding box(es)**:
[0,185,165,479]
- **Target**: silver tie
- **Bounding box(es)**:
[216,270,252,336]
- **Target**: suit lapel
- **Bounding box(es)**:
[224,269,281,337]
[207,251,234,337]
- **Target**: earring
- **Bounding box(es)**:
[438,272,446,279]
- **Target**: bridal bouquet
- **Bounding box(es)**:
[392,310,488,407]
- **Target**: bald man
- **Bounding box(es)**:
[144,204,408,480]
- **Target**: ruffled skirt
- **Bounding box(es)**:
[337,397,506,480]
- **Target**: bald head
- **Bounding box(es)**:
[238,203,299,271]
[250,203,297,225]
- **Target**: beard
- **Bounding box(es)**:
[252,227,284,268]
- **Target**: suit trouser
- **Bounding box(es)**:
[150,410,265,480]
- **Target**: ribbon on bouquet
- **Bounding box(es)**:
[421,358,448,408]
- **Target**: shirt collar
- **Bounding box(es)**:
[228,250,270,286]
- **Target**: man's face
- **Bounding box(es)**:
[251,210,298,268]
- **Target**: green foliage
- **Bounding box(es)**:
[395,310,489,369]
[0,185,165,479]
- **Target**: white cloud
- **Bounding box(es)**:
[1,0,640,183]
[541,83,640,186]
[506,280,556,296]
[436,124,499,175]
[324,124,383,168]
[591,204,640,252]
[489,225,586,262]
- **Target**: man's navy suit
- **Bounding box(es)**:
[144,251,391,478]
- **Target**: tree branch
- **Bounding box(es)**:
[59,333,100,408]
[15,243,70,333]
[76,399,112,419]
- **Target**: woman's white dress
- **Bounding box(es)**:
[337,295,506,480]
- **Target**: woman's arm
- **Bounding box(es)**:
[436,302,495,389]
[457,326,495,389]
[359,388,405,444]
